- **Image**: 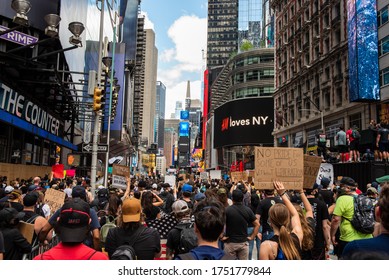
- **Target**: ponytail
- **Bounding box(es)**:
[278,225,301,260]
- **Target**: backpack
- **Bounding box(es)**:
[344,195,375,234]
[110,227,146,260]
[352,130,360,139]
[100,216,117,245]
[178,252,237,260]
[175,222,198,254]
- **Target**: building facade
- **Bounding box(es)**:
[378,0,389,124]
[155,81,166,149]
[272,0,384,151]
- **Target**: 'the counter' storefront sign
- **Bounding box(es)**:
[0,83,62,136]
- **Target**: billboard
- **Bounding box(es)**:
[178,136,190,153]
[347,0,380,102]
[179,122,190,137]
[180,110,189,120]
[213,97,274,148]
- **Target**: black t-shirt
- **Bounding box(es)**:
[105,226,161,260]
[256,197,283,233]
[307,197,330,249]
[225,204,256,243]
[318,189,334,207]
[379,128,389,144]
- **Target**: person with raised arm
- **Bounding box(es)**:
[259,181,303,260]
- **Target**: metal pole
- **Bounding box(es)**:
[104,24,117,187]
[91,0,105,195]
[321,110,324,132]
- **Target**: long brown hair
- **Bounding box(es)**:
[269,204,301,260]
[293,203,314,251]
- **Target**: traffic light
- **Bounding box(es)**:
[93,87,105,111]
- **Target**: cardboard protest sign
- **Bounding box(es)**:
[44,188,66,214]
[52,164,64,179]
[200,172,208,180]
[112,175,127,190]
[18,222,35,244]
[303,155,323,189]
[231,171,243,183]
[254,147,304,189]
[112,164,130,177]
[316,163,334,186]
[210,170,222,179]
[164,175,176,188]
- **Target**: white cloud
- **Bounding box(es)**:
[167,15,207,72]
[160,48,176,62]
[158,15,207,118]
[140,11,155,30]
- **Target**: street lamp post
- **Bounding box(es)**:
[91,0,105,195]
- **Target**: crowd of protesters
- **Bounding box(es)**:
[0,170,389,260]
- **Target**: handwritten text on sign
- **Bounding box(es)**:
[254,147,304,189]
[44,188,66,214]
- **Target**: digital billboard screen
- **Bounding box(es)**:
[179,122,190,137]
[213,97,274,148]
[347,0,380,102]
[180,110,189,120]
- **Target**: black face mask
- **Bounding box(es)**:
[9,218,20,227]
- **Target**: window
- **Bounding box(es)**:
[246,70,258,81]
[349,113,362,131]
[379,35,389,56]
[380,67,389,86]
[378,6,389,26]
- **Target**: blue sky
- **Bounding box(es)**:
[140,0,208,118]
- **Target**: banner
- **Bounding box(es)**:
[44,188,66,214]
[254,147,304,189]
[303,155,323,189]
[52,164,64,179]
[66,169,76,177]
[200,172,208,180]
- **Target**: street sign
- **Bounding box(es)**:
[82,143,108,153]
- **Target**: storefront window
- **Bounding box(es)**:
[11,128,23,164]
[33,137,41,165]
[42,141,50,166]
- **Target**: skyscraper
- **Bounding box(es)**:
[155,81,166,149]
[207,0,239,70]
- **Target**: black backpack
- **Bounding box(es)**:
[344,195,375,234]
[110,227,146,260]
[175,222,198,254]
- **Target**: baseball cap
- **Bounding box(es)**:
[367,187,379,195]
[97,185,105,190]
[194,192,205,202]
[4,186,14,194]
[122,198,142,222]
[172,200,190,214]
[28,185,37,192]
[0,208,25,224]
[217,187,227,195]
[376,175,389,184]
[371,182,379,189]
[182,184,193,193]
[57,198,91,243]
[72,186,86,200]
[321,177,331,188]
[340,177,356,187]
[152,183,158,189]
[23,192,39,207]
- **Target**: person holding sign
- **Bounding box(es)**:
[259,181,303,260]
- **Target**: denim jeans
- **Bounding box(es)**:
[262,230,274,241]
[247,227,261,260]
